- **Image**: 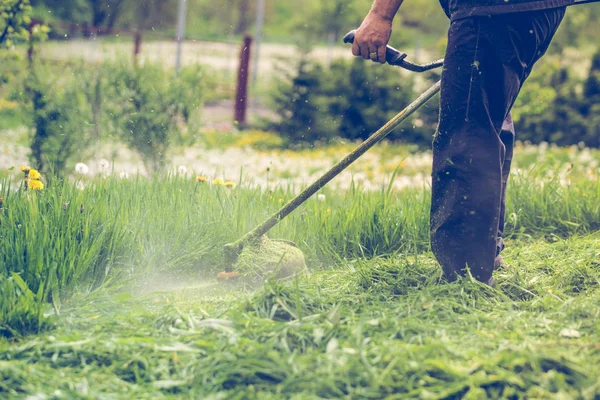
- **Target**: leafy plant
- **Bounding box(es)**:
[268,55,333,144]
[1,0,32,47]
[515,50,600,147]
[269,55,439,146]
[324,57,437,144]
[23,64,90,174]
[107,61,208,173]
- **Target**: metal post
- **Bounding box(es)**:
[251,0,265,85]
[234,35,253,126]
[175,0,187,74]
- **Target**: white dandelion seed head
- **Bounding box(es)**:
[119,171,129,179]
[317,194,326,202]
[99,159,110,170]
[75,162,89,175]
[177,165,188,175]
[76,181,86,191]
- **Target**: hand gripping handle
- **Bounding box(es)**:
[343,30,444,73]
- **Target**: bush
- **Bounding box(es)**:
[514,50,600,147]
[323,58,438,145]
[11,57,210,175]
[271,48,600,148]
[23,64,91,174]
[268,57,333,144]
[268,55,439,146]
[107,61,208,173]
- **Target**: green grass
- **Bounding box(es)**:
[1,152,600,397]
[0,109,26,131]
[1,235,599,398]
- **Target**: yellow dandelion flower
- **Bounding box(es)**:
[20,166,31,173]
[224,180,236,188]
[279,198,285,204]
[327,208,331,213]
[213,179,225,186]
[196,176,208,183]
[29,179,44,191]
[29,169,41,180]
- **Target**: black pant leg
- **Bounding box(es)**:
[430,9,565,282]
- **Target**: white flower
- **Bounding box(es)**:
[99,159,110,170]
[177,165,188,175]
[76,181,86,191]
[75,162,89,175]
[119,171,129,179]
[317,194,326,202]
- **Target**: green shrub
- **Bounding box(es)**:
[268,57,334,144]
[515,50,600,147]
[323,58,438,145]
[0,0,35,48]
[15,60,211,175]
[167,64,210,146]
[269,55,439,146]
[23,64,91,174]
[107,61,208,173]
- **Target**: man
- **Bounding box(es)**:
[352,0,571,286]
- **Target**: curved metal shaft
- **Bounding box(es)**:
[225,80,442,257]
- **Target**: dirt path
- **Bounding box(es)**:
[40,39,355,78]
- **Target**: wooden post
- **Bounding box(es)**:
[133,31,142,66]
[234,35,252,127]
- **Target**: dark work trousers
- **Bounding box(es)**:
[430,8,566,283]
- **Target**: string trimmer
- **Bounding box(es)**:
[217,32,444,281]
[218,31,443,282]
[219,0,600,282]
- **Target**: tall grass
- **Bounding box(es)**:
[1,169,599,337]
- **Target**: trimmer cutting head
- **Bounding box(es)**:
[219,236,307,282]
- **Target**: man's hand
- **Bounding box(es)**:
[352,14,392,64]
[352,0,402,64]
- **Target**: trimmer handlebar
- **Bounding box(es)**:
[343,30,444,72]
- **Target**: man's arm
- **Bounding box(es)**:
[352,0,404,64]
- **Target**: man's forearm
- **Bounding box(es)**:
[369,0,404,22]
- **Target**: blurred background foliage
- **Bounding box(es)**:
[0,0,598,176]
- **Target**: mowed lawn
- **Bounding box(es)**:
[1,144,600,399]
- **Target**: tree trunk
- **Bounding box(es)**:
[90,0,107,29]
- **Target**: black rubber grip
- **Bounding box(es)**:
[343,30,444,73]
[343,30,408,65]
